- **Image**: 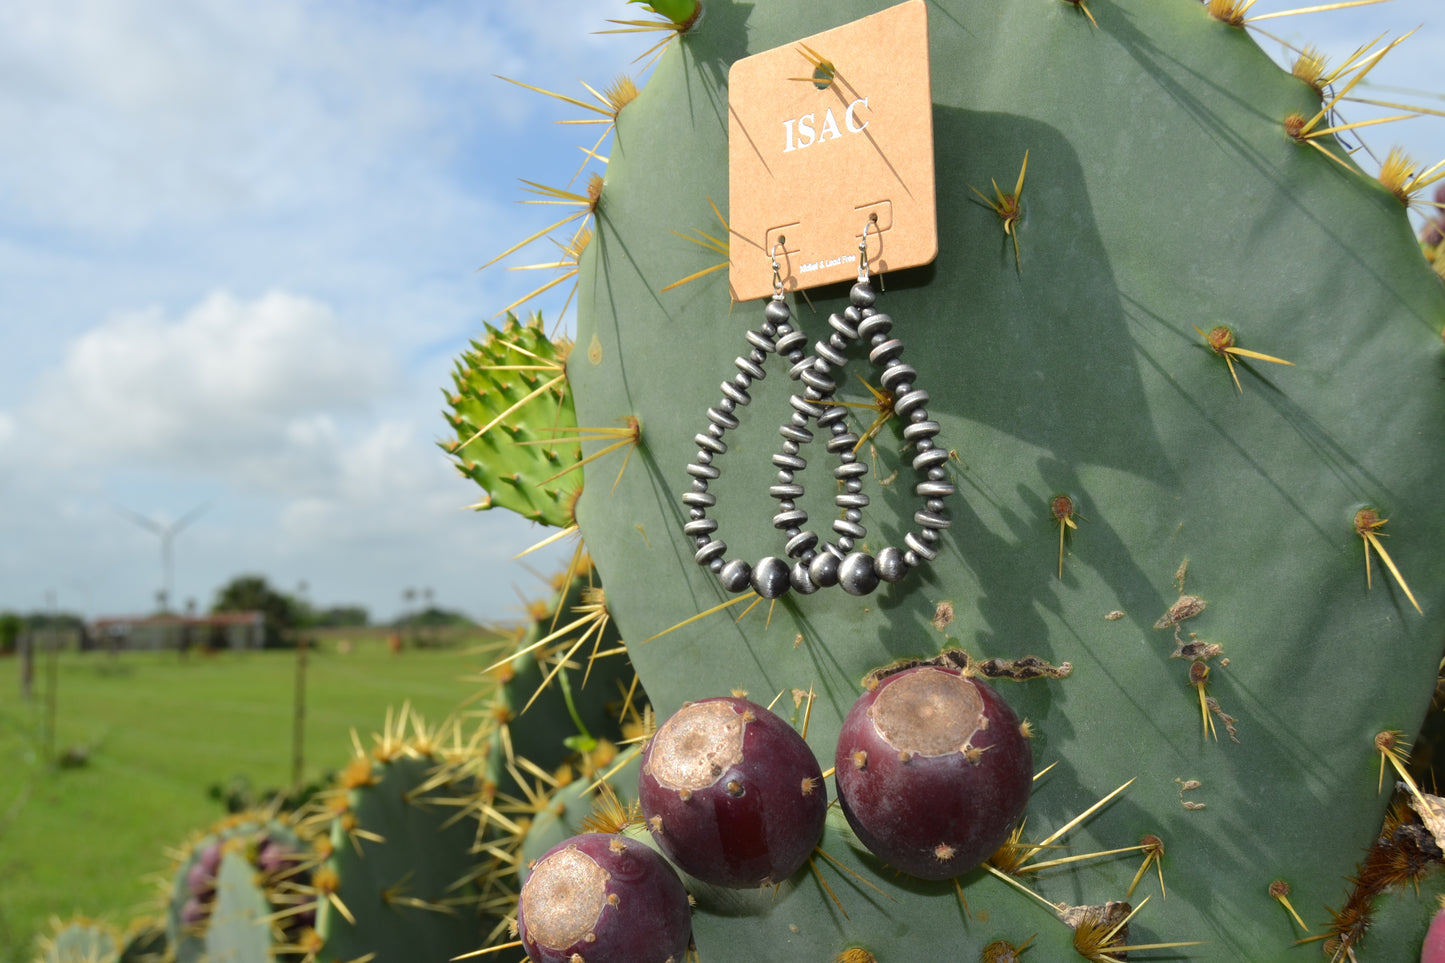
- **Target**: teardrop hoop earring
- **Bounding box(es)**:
[681,220,953,600]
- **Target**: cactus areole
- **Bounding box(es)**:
[518,833,692,963]
[640,696,827,887]
[834,666,1032,879]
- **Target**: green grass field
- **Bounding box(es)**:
[0,635,503,963]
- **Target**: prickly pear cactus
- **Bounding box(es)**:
[308,711,485,963]
[464,0,1445,959]
[32,917,120,963]
[443,312,580,526]
[466,562,649,944]
[164,813,312,963]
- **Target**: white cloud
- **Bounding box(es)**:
[0,1,634,237]
[28,289,391,488]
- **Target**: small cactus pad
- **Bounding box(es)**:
[444,313,580,527]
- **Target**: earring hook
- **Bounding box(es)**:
[858,214,878,281]
[771,236,786,299]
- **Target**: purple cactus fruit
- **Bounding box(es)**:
[256,838,294,876]
[186,839,222,895]
[180,895,210,927]
[834,665,1033,880]
[639,696,826,888]
[1423,184,1445,247]
[517,832,691,963]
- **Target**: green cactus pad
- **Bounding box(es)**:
[202,853,273,963]
[315,750,483,963]
[518,748,645,876]
[33,918,120,963]
[560,1,1445,959]
[443,313,581,527]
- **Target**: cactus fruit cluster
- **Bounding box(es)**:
[164,814,315,963]
[449,0,1445,960]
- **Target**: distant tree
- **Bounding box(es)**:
[313,605,369,628]
[212,575,301,648]
[0,611,21,654]
[392,607,475,629]
[23,612,86,633]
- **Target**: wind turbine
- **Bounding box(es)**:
[116,501,211,613]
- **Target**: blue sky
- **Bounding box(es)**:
[1,0,1441,624]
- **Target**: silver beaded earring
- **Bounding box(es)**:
[683,220,952,600]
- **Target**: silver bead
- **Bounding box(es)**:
[875,546,909,583]
[808,551,840,588]
[849,281,876,307]
[868,339,905,365]
[718,558,752,593]
[734,355,765,380]
[838,552,879,596]
[744,329,776,354]
[694,432,726,454]
[799,368,835,393]
[814,339,847,367]
[695,540,727,565]
[785,530,819,558]
[776,330,807,355]
[773,453,806,471]
[880,363,916,392]
[720,381,751,406]
[902,420,940,442]
[830,311,860,340]
[789,560,819,595]
[914,510,950,530]
[895,388,930,417]
[912,448,949,472]
[706,407,739,430]
[764,300,791,323]
[773,509,808,530]
[751,556,791,599]
[903,531,938,562]
[857,313,892,340]
[789,394,826,419]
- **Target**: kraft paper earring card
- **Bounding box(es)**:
[728,0,937,301]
